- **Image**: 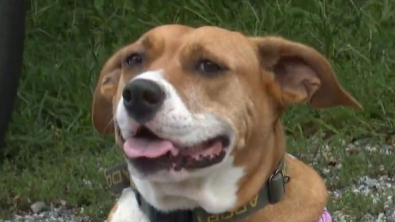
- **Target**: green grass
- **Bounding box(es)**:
[1,0,394,220]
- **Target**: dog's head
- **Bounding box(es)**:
[92,25,361,182]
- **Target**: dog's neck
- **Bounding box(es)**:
[232,120,286,210]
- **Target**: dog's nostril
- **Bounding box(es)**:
[123,89,133,102]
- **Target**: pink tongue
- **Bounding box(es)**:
[123,137,177,159]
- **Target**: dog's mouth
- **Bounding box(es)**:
[117,125,230,173]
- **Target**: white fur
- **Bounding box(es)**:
[114,70,245,217]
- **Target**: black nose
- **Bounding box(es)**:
[122,79,165,123]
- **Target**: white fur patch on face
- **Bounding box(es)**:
[106,188,149,222]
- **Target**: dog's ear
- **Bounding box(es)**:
[92,50,123,135]
[251,36,362,110]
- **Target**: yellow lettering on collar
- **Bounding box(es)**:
[249,194,258,207]
[207,215,219,222]
[112,170,122,185]
[106,174,112,186]
[221,211,234,220]
[235,205,247,214]
[203,193,259,222]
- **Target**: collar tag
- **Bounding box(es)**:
[267,160,289,204]
[268,170,285,204]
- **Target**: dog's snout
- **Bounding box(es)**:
[122,79,165,123]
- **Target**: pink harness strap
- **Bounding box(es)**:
[318,208,332,222]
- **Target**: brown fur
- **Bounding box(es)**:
[92,24,362,221]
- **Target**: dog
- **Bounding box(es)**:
[92,24,362,222]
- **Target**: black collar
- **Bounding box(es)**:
[105,158,290,222]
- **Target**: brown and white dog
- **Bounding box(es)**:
[92,24,362,222]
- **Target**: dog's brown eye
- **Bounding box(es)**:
[197,59,222,73]
[125,53,143,67]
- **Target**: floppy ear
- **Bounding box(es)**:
[251,36,362,110]
[92,50,123,135]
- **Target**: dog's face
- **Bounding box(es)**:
[92,25,362,182]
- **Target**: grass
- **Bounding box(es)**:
[0,0,394,220]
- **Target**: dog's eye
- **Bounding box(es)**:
[125,53,143,67]
[197,59,222,74]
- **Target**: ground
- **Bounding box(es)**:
[0,0,394,221]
